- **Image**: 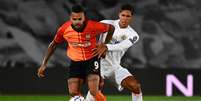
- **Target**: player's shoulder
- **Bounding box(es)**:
[126,26,139,41]
[128,26,138,35]
[57,20,72,33]
[86,20,109,30]
[60,20,72,29]
[87,20,106,25]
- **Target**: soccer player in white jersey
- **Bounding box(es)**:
[85,4,143,101]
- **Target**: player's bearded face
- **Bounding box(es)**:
[71,12,85,29]
[119,10,133,28]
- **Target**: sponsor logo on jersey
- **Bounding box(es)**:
[121,35,127,40]
[70,42,91,47]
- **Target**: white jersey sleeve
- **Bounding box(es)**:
[106,28,139,51]
[99,19,139,51]
[100,20,114,25]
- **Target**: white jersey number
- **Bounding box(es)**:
[94,61,99,70]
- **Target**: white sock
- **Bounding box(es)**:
[85,91,95,101]
[132,93,143,101]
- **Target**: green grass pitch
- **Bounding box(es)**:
[0,95,200,101]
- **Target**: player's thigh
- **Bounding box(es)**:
[85,57,101,91]
[85,56,101,76]
[67,60,86,94]
[114,67,133,85]
[68,60,86,79]
[87,74,100,88]
[117,68,139,87]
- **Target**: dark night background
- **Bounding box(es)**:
[0,0,201,96]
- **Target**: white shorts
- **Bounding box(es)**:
[101,66,132,91]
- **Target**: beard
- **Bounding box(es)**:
[74,23,82,28]
[72,22,86,32]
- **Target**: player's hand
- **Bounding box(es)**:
[37,64,46,78]
[93,43,108,58]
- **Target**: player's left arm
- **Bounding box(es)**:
[94,21,115,44]
[104,25,114,44]
[92,22,114,58]
[106,31,139,51]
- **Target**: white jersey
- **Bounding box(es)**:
[99,19,139,80]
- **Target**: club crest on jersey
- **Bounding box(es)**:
[121,35,127,40]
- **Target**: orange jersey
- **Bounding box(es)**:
[54,20,110,61]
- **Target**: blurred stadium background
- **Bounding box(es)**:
[0,0,201,101]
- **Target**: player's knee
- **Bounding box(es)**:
[89,90,98,96]
[69,90,80,96]
[129,82,141,94]
[68,85,80,96]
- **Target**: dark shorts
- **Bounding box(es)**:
[68,56,100,79]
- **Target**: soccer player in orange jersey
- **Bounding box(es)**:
[37,5,114,101]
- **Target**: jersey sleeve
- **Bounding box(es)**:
[94,22,110,35]
[53,21,71,43]
[100,20,114,25]
[53,27,65,43]
[106,29,139,51]
[98,20,114,42]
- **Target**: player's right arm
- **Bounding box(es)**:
[38,21,69,78]
[37,41,58,78]
[106,31,139,51]
[92,21,115,58]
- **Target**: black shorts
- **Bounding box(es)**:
[68,56,100,79]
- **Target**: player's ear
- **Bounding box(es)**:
[118,12,121,18]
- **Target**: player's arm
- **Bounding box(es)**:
[104,25,114,44]
[41,41,58,66]
[99,20,114,44]
[106,34,139,51]
[37,22,67,78]
[93,24,115,58]
[37,41,58,78]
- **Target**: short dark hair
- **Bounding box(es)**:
[71,5,85,13]
[120,4,134,15]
